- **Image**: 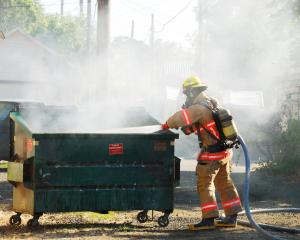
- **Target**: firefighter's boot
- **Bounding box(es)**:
[215,214,237,228]
[188,217,216,231]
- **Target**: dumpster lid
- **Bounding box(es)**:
[96,125,176,134]
[0,99,43,105]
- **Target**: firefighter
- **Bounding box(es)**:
[162,76,242,230]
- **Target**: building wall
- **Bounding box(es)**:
[0,30,79,105]
[0,30,52,82]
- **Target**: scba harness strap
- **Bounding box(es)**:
[193,100,227,152]
[181,99,233,154]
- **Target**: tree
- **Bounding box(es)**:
[38,15,85,54]
[0,0,85,54]
[293,0,300,16]
[0,0,45,34]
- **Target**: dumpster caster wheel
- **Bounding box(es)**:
[158,216,169,227]
[9,214,21,226]
[137,211,148,223]
[27,218,39,228]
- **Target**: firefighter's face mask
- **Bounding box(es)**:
[182,88,194,109]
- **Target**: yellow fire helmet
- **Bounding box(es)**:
[182,76,207,94]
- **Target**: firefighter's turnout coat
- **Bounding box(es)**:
[166,92,242,218]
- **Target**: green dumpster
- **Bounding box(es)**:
[7,108,179,228]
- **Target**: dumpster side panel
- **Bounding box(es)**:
[9,112,37,214]
[35,166,168,186]
[33,135,175,188]
[12,184,35,215]
[32,134,176,213]
[34,187,173,212]
[34,135,172,164]
[13,116,35,161]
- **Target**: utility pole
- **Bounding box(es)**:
[0,2,2,31]
[61,0,64,16]
[149,13,156,110]
[80,0,84,17]
[131,20,135,39]
[97,0,110,55]
[87,0,91,52]
[150,14,155,48]
[96,0,110,100]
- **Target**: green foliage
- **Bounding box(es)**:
[0,0,44,34]
[0,0,85,53]
[292,0,300,17]
[38,15,85,53]
[258,119,300,176]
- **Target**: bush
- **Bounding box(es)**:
[258,119,300,176]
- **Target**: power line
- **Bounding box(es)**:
[155,0,195,33]
[120,0,164,23]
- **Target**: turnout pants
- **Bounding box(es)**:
[196,151,242,219]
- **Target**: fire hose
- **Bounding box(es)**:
[238,135,300,240]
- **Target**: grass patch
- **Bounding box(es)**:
[86,211,116,220]
[117,223,135,232]
[76,211,117,221]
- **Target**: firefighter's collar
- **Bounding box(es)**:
[192,92,209,104]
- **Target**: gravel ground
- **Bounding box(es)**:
[0,171,300,240]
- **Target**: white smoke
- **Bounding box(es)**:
[195,0,298,113]
[1,1,299,139]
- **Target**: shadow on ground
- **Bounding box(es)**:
[175,171,300,208]
[0,222,261,240]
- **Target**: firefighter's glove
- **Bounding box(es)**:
[181,125,193,135]
[162,122,169,130]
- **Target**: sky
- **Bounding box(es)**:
[39,0,198,48]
